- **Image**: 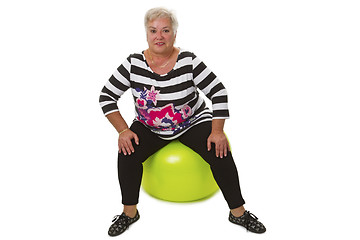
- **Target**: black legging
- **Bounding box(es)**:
[118,121,245,209]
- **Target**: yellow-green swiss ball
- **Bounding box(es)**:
[142,140,219,202]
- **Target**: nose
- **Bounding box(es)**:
[155,31,163,39]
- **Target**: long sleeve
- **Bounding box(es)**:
[192,55,230,119]
[99,56,132,116]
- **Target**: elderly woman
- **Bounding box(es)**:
[99,7,266,236]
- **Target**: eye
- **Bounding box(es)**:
[150,29,156,33]
[163,29,170,33]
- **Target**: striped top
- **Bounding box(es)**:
[99,49,229,140]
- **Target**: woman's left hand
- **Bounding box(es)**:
[207,131,230,158]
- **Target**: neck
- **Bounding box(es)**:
[149,47,174,59]
[147,47,175,69]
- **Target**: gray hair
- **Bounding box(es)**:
[144,7,178,34]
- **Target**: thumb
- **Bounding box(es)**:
[207,137,212,151]
[133,133,140,145]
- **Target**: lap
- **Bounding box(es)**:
[126,121,232,165]
[119,121,169,163]
[179,121,232,165]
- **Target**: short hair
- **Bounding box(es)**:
[144,7,178,34]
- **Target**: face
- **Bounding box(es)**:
[146,17,176,55]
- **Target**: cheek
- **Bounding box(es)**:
[147,33,156,41]
[166,35,176,43]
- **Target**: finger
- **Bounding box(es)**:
[119,141,128,155]
[223,141,229,157]
[118,142,123,154]
[216,144,220,158]
[124,141,133,155]
[219,144,224,159]
[123,148,128,155]
[127,139,135,153]
[120,147,127,155]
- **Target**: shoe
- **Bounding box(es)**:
[229,210,266,233]
[108,211,140,236]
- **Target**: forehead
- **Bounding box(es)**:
[147,17,172,29]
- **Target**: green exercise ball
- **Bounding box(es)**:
[142,140,219,202]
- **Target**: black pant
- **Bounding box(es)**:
[118,121,245,209]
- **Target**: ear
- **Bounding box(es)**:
[173,32,177,44]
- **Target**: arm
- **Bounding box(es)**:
[106,111,129,133]
[191,54,230,158]
[100,56,138,155]
[106,111,139,155]
[207,119,230,158]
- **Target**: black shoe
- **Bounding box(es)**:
[229,210,266,233]
[108,211,140,237]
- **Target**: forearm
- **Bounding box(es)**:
[211,119,225,133]
[106,111,129,133]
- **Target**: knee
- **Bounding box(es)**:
[118,152,139,165]
[207,152,235,168]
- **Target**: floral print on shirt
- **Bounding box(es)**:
[135,86,194,132]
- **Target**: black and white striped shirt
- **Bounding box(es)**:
[99,49,229,140]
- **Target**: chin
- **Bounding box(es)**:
[153,46,171,54]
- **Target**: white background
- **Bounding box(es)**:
[1,0,359,239]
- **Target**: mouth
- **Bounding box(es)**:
[155,42,165,46]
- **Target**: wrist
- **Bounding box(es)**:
[118,128,129,135]
[211,129,224,134]
[211,119,225,133]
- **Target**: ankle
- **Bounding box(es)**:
[231,206,246,218]
[124,210,137,218]
[123,205,137,218]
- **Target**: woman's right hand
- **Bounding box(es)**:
[118,129,139,155]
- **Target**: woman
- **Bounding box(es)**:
[99,7,266,236]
